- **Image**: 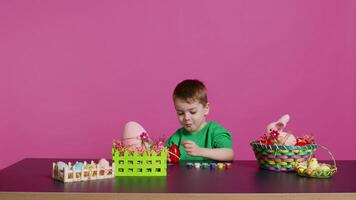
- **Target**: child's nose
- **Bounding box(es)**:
[183,113,190,120]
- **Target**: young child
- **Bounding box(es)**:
[166,79,234,161]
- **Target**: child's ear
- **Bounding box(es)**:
[204,103,210,116]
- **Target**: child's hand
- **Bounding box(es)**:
[181,141,202,157]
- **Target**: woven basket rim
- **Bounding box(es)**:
[250,141,318,150]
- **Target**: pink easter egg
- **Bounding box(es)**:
[122,121,145,148]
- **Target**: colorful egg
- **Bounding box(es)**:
[168,144,180,164]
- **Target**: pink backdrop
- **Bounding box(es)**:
[1,0,355,169]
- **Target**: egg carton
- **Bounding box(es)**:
[52,159,115,183]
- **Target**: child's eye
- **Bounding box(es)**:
[190,111,196,114]
[177,112,184,116]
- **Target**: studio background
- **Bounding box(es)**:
[1,0,355,169]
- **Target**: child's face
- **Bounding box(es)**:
[174,98,209,133]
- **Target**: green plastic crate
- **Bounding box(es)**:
[112,147,167,176]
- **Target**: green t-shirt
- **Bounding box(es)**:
[165,121,233,161]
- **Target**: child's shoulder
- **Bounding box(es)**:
[207,121,233,148]
[208,121,229,131]
[207,121,232,136]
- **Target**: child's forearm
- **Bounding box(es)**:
[199,148,234,161]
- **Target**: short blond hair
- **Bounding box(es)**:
[173,79,208,106]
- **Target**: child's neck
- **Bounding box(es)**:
[190,121,208,134]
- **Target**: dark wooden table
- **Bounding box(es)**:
[1,158,356,200]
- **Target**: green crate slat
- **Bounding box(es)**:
[112,147,167,176]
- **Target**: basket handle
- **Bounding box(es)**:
[313,144,337,168]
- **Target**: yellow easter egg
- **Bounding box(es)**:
[318,164,330,172]
[298,167,305,174]
[305,168,314,176]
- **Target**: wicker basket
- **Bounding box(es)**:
[250,141,318,172]
[295,145,337,178]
